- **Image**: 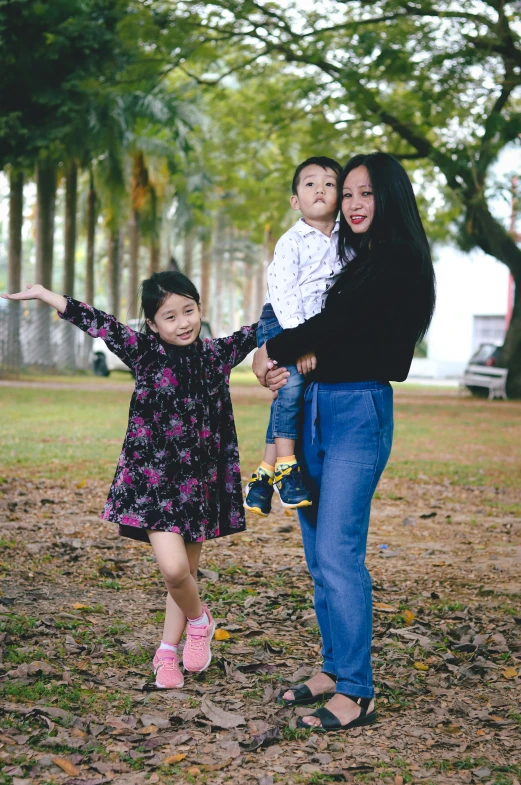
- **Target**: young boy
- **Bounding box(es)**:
[244,156,349,516]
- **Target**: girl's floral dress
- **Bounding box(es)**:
[59,297,257,543]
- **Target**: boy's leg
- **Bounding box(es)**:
[244,306,280,515]
[271,367,311,508]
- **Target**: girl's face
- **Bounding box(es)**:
[341,166,375,234]
[147,293,202,346]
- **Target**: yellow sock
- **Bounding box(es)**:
[275,455,297,472]
[258,462,275,478]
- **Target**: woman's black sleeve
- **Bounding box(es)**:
[266,264,409,365]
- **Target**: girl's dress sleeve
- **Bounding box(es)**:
[211,324,258,370]
[58,296,147,370]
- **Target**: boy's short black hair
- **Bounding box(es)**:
[291,156,343,195]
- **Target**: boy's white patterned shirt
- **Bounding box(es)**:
[266,218,348,329]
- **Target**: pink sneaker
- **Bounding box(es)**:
[182,606,215,673]
[153,649,184,689]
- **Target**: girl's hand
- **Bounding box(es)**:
[1,283,46,301]
[297,352,317,375]
[266,365,290,399]
[1,285,67,313]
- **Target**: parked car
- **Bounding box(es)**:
[463,342,505,397]
[93,319,213,376]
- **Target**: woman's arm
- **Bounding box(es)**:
[266,258,412,365]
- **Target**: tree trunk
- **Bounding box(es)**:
[502,276,521,399]
[108,228,121,319]
[128,209,140,319]
[148,185,161,275]
[242,264,254,326]
[85,169,96,304]
[7,169,24,371]
[35,159,57,367]
[466,200,521,397]
[255,226,274,321]
[200,237,211,319]
[183,228,194,279]
[63,160,77,297]
[62,160,78,369]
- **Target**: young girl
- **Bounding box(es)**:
[2,273,257,689]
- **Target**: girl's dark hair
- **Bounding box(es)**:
[139,271,200,333]
[338,152,436,342]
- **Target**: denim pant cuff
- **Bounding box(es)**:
[271,430,300,441]
[322,660,336,677]
[336,681,374,699]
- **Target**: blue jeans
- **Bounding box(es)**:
[298,381,394,698]
[257,304,305,444]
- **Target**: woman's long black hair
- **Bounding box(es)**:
[139,271,200,335]
[338,152,436,342]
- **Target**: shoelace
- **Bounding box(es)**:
[186,632,206,650]
[156,656,179,671]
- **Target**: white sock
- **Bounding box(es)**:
[188,610,209,627]
[159,640,178,652]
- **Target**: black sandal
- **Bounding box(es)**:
[296,694,376,732]
[278,672,337,707]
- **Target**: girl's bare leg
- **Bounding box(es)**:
[161,542,203,644]
[148,532,203,644]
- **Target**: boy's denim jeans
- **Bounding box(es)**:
[298,381,394,698]
[257,303,305,444]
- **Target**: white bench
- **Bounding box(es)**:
[460,364,508,400]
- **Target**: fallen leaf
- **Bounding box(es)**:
[72,603,89,610]
[51,757,80,776]
[240,726,281,752]
[374,602,398,613]
[403,609,415,625]
[214,628,231,640]
[413,662,429,671]
[501,667,518,680]
[200,695,245,728]
[187,767,201,775]
[76,480,87,488]
[164,753,187,764]
[137,725,158,734]
[200,757,233,772]
[395,776,404,785]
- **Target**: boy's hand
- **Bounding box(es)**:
[297,352,317,375]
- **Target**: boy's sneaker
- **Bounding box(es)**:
[153,649,184,689]
[244,471,274,517]
[183,605,215,673]
[274,462,312,509]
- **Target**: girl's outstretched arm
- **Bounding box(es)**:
[1,284,67,313]
[211,324,258,370]
[3,284,145,370]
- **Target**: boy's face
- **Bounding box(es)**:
[291,165,339,222]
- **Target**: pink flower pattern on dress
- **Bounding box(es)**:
[59,296,256,544]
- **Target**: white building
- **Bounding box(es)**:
[409,245,512,379]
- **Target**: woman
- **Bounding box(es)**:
[252,152,435,732]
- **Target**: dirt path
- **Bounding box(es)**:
[1,466,520,785]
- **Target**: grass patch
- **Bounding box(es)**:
[0,381,520,488]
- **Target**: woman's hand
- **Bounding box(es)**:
[297,352,317,375]
[252,343,271,387]
[1,284,67,313]
[266,365,290,399]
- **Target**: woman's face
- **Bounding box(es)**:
[341,166,375,234]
